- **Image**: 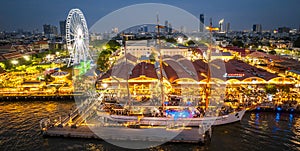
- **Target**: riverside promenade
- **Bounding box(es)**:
[0,92,84,101]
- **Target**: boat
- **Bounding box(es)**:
[93,17,246,127]
[99,108,245,126]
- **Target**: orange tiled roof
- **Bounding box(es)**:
[2,51,22,60]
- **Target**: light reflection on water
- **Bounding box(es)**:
[0,101,299,151]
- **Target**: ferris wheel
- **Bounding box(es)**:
[66,8,92,67]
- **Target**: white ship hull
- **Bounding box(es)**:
[100,109,246,127]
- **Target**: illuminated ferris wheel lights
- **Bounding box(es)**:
[66,8,92,67]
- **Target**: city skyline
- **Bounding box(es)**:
[0,0,300,32]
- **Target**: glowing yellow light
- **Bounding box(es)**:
[206,27,219,31]
[11,60,19,65]
[23,55,30,61]
[101,83,108,88]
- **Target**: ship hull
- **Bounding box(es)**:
[102,109,246,127]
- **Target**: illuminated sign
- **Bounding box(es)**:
[223,73,245,78]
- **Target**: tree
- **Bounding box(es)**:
[105,40,121,51]
[293,37,300,48]
[232,40,244,48]
[97,49,113,72]
[149,52,156,63]
[3,60,12,70]
[90,39,107,48]
[165,38,177,44]
[0,62,6,70]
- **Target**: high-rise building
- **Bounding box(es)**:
[43,24,51,35]
[252,24,262,33]
[219,19,224,32]
[165,20,169,33]
[278,27,290,33]
[59,20,66,36]
[225,22,230,33]
[43,24,58,36]
[168,23,172,33]
[199,14,204,32]
[143,26,148,33]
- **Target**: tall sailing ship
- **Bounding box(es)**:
[94,19,246,127]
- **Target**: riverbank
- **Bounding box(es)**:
[0,94,83,101]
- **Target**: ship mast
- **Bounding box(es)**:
[156,14,165,109]
[205,18,219,110]
[122,34,132,110]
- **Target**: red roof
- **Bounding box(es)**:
[130,62,157,79]
[162,62,179,83]
[97,57,278,83]
[224,59,278,81]
[247,51,268,58]
[2,51,22,60]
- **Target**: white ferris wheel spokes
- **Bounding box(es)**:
[66,8,92,67]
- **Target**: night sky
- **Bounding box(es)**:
[0,0,300,32]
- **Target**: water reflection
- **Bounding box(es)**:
[0,101,299,151]
[275,113,280,122]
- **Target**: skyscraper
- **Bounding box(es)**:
[168,23,172,33]
[59,20,66,36]
[199,14,204,32]
[278,27,290,33]
[252,24,262,33]
[165,20,169,33]
[43,24,51,35]
[226,22,230,33]
[143,26,148,33]
[218,19,224,32]
[43,24,58,36]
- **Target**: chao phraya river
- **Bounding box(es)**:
[0,100,299,151]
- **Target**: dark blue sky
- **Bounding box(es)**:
[0,0,300,32]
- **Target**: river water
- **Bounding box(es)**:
[0,101,299,151]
